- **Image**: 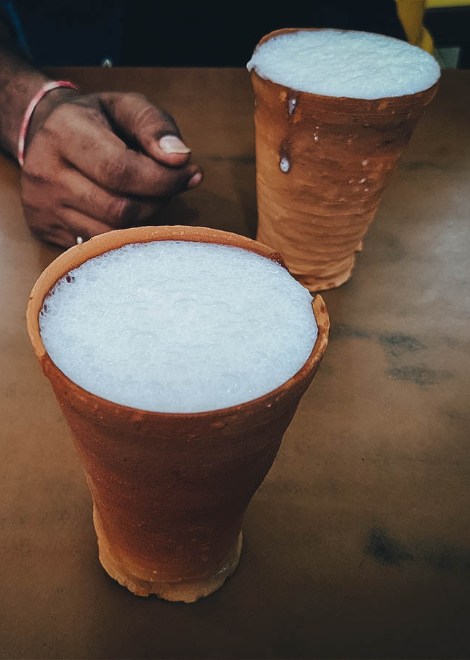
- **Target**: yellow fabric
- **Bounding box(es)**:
[395,0,435,53]
[425,0,470,7]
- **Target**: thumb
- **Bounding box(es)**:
[98,92,192,165]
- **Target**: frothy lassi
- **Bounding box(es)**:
[248,28,440,291]
[28,226,329,602]
[39,240,317,413]
[247,29,440,99]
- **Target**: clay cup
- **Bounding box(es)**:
[26,225,329,603]
[249,28,439,291]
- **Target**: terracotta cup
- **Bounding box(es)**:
[26,225,329,603]
[250,28,439,291]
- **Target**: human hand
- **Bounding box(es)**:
[20,91,203,248]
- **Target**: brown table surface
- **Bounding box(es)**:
[1,67,469,660]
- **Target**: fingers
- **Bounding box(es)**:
[22,163,179,248]
[23,200,113,248]
[21,91,205,249]
[46,102,202,197]
[57,168,165,227]
[98,92,193,166]
[61,207,114,243]
[32,225,77,249]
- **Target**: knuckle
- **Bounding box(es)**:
[158,107,176,125]
[46,222,63,235]
[127,92,147,104]
[107,196,135,226]
[134,104,159,130]
[137,200,163,221]
[101,157,129,192]
[29,215,62,240]
[21,166,47,185]
[82,106,109,128]
[133,103,177,138]
[165,171,191,196]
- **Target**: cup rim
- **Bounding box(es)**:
[26,225,329,419]
[250,27,440,106]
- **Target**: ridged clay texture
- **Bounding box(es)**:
[27,225,330,603]
[251,28,439,291]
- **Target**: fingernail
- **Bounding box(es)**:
[159,135,191,154]
[187,172,203,189]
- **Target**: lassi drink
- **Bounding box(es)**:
[27,226,329,602]
[39,240,317,413]
[247,28,440,291]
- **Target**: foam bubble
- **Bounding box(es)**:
[39,241,318,413]
[247,29,440,99]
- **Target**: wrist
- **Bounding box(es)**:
[18,80,80,166]
[0,68,48,157]
[25,85,80,151]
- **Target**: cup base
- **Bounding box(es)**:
[300,263,354,292]
[256,227,360,292]
[93,507,243,603]
[291,252,357,292]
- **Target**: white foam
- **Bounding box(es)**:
[39,241,317,413]
[247,29,440,99]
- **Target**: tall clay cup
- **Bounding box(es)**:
[26,225,329,603]
[250,28,439,291]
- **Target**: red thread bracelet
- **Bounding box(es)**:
[17,80,79,167]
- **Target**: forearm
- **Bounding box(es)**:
[0,28,77,160]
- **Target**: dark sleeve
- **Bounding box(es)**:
[0,0,32,58]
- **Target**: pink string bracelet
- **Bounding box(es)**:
[17,80,79,167]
